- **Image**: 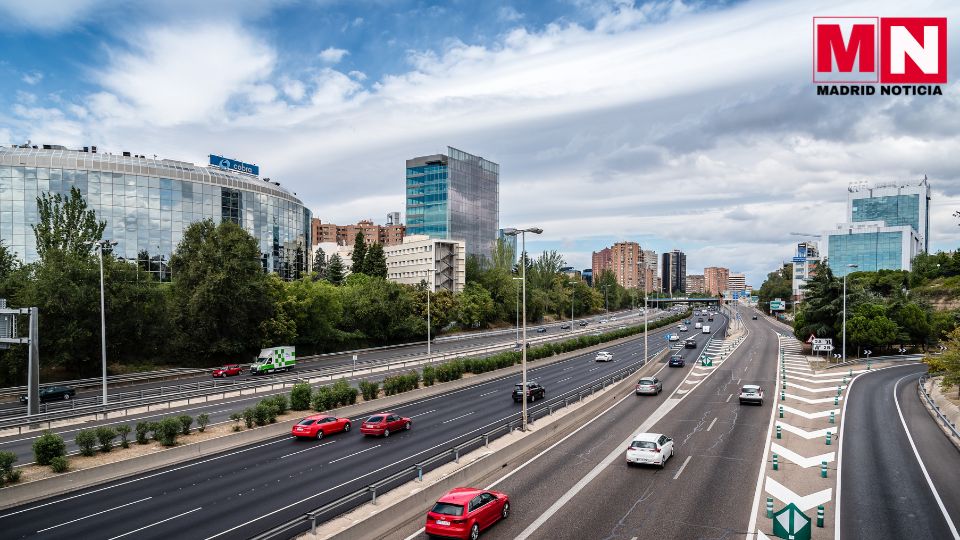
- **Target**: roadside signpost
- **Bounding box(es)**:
[772,502,812,540]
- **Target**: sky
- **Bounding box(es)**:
[2,0,959,287]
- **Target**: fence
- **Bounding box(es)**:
[919,373,960,442]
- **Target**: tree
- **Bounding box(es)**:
[457,282,495,328]
[490,237,516,272]
[312,247,327,280]
[0,240,18,283]
[32,186,106,261]
[351,232,367,275]
[326,254,345,285]
[934,326,960,398]
[758,266,792,314]
[794,263,843,341]
[168,219,272,361]
[364,243,387,279]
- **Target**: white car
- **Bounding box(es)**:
[668,334,680,342]
[595,351,613,362]
[679,325,688,332]
[694,322,702,329]
[739,385,764,405]
[626,432,674,467]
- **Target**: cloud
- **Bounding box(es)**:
[319,47,349,64]
[21,71,43,85]
[0,0,106,31]
[497,6,524,23]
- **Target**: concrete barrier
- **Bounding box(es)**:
[0,328,665,511]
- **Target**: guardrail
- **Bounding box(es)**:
[919,373,960,442]
[0,314,676,433]
[250,350,661,540]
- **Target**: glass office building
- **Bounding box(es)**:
[849,177,930,251]
[0,145,311,277]
[405,147,499,260]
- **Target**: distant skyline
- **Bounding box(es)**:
[1,0,959,285]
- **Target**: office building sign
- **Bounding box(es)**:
[210,154,259,176]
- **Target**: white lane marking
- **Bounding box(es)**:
[764,476,831,512]
[589,366,602,372]
[707,417,718,431]
[479,389,499,396]
[0,437,288,519]
[672,455,693,480]
[409,409,437,418]
[280,440,335,459]
[769,443,834,468]
[329,445,380,464]
[557,377,572,383]
[726,394,733,403]
[892,373,960,539]
[442,411,475,424]
[37,497,152,533]
[107,507,203,540]
[747,330,784,536]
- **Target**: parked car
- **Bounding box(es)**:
[625,432,674,468]
[19,385,75,404]
[291,414,351,439]
[668,355,685,367]
[536,327,547,333]
[684,339,697,349]
[212,364,243,378]
[739,385,764,405]
[360,412,411,437]
[595,351,614,362]
[424,487,510,540]
[560,323,571,329]
[636,377,662,395]
[579,321,588,327]
[668,333,680,342]
[512,382,545,402]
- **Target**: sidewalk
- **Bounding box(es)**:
[920,375,960,450]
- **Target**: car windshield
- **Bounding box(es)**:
[742,387,759,394]
[367,416,383,423]
[432,502,464,516]
[638,379,655,385]
[630,440,657,449]
[297,419,315,426]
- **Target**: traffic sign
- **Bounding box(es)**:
[807,334,816,343]
[833,354,842,359]
[898,348,907,354]
[864,350,872,356]
[773,502,812,540]
[812,338,832,346]
[813,344,834,352]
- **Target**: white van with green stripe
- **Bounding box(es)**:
[250,346,296,375]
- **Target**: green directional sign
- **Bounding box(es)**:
[773,503,811,540]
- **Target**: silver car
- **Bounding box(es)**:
[636,377,662,395]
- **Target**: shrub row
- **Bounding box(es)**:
[0,450,20,485]
[382,371,419,396]
[358,380,379,401]
[312,379,358,411]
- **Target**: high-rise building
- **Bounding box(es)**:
[384,235,465,293]
[310,218,405,247]
[498,228,518,263]
[592,247,612,280]
[727,273,746,294]
[611,241,642,289]
[686,274,705,294]
[792,242,820,301]
[642,249,658,293]
[660,249,687,293]
[823,178,930,277]
[386,211,401,226]
[704,267,729,296]
[405,147,499,260]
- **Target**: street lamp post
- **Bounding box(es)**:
[503,227,543,431]
[512,277,523,344]
[602,284,609,314]
[91,239,117,406]
[569,281,576,326]
[842,263,858,363]
[644,292,648,362]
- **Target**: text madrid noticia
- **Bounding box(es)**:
[812,17,947,96]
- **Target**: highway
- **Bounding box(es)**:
[0,310,701,539]
[391,309,771,540]
[838,363,960,540]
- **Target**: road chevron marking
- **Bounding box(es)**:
[784,382,847,393]
[787,375,850,384]
[780,405,839,419]
[764,476,832,512]
[777,421,836,438]
[770,442,835,467]
[784,393,843,404]
[785,369,868,378]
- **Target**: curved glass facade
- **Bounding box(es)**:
[0,146,311,277]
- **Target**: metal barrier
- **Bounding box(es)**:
[919,373,960,442]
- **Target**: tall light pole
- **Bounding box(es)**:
[503,226,543,431]
[90,239,117,406]
[512,277,523,344]
[643,291,648,363]
[842,263,858,363]
[427,287,431,358]
[569,281,576,326]
[602,284,609,314]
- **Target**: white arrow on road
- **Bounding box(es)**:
[777,421,836,439]
[770,442,835,467]
[785,382,847,393]
[765,476,832,512]
[780,405,840,419]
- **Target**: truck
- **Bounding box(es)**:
[702,325,711,334]
[250,346,296,375]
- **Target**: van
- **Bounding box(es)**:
[702,325,710,334]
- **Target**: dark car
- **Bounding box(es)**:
[579,321,588,327]
[684,339,697,349]
[20,385,76,404]
[697,318,704,322]
[707,316,714,321]
[536,327,547,333]
[752,315,758,320]
[668,355,685,367]
[560,323,571,329]
[513,382,545,402]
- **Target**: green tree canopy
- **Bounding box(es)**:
[364,243,387,279]
[351,233,367,274]
[326,254,345,285]
[32,186,106,261]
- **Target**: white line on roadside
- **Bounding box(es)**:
[673,455,693,480]
[479,389,499,396]
[409,409,437,418]
[707,417,717,431]
[557,377,572,383]
[37,497,152,533]
[892,373,960,539]
[107,507,202,539]
[442,412,475,424]
[329,445,380,464]
[280,440,335,459]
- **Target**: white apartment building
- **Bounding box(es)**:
[384,235,466,292]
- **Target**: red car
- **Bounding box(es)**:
[291,415,351,439]
[212,364,243,378]
[359,412,411,437]
[425,487,509,540]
